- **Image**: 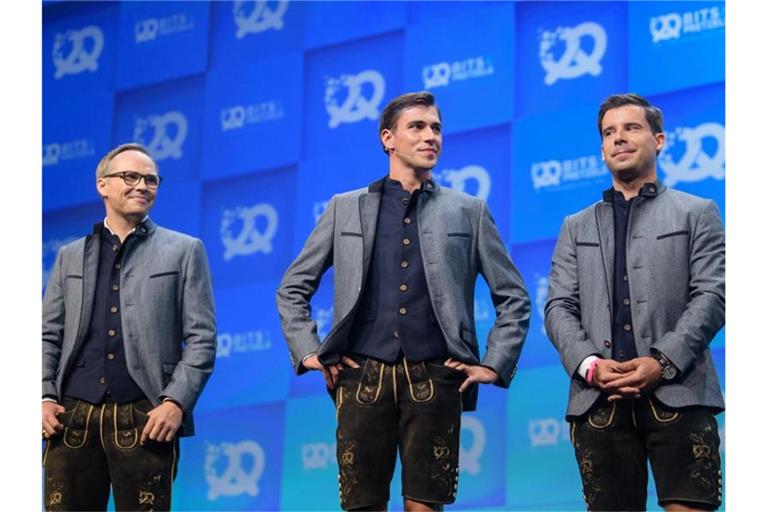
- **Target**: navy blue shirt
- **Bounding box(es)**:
[62,223,146,404]
[349,178,448,362]
[610,189,639,362]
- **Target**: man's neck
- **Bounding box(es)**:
[388,167,431,193]
[612,173,657,200]
[105,215,142,242]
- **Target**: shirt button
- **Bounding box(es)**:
[393,330,400,339]
[108,329,117,337]
[400,284,408,292]
[110,306,118,313]
[404,217,412,224]
[114,263,121,270]
[403,238,411,246]
[107,353,115,360]
[623,298,630,306]
[623,274,628,281]
[112,284,119,291]
[399,307,407,315]
[402,199,409,206]
[623,324,632,332]
[99,377,106,385]
[400,261,409,269]
[604,340,611,348]
[112,244,118,252]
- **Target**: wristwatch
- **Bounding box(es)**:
[652,351,678,380]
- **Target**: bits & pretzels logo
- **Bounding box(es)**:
[133,111,187,161]
[220,102,284,131]
[658,122,725,186]
[528,418,570,447]
[435,165,491,201]
[233,0,288,38]
[539,21,607,85]
[134,13,195,44]
[216,330,272,358]
[459,416,486,475]
[422,56,494,89]
[205,441,266,500]
[220,203,279,261]
[650,6,724,43]
[531,155,607,190]
[302,442,336,470]
[52,25,104,79]
[324,70,385,129]
[42,139,95,167]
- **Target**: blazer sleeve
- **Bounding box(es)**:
[545,216,600,378]
[276,196,336,374]
[651,200,725,373]
[476,201,531,387]
[42,249,65,400]
[160,239,217,412]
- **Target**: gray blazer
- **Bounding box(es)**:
[276,178,531,411]
[42,218,216,436]
[545,182,725,418]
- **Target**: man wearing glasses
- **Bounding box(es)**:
[42,143,217,511]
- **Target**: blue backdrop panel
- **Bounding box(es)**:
[650,83,725,217]
[116,1,210,90]
[435,125,512,244]
[114,76,205,184]
[407,1,500,25]
[404,3,515,135]
[515,1,628,118]
[173,402,285,511]
[303,1,406,50]
[511,104,611,244]
[506,365,583,510]
[211,0,304,66]
[42,201,104,292]
[202,167,297,288]
[629,1,725,95]
[303,32,403,159]
[196,280,293,412]
[149,180,201,239]
[279,394,340,510]
[43,1,118,101]
[43,94,114,211]
[202,52,303,180]
[510,238,561,370]
[293,151,385,254]
[455,386,508,509]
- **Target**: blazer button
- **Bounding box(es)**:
[99,377,106,385]
[603,340,612,348]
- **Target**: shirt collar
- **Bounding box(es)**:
[602,180,665,202]
[103,216,150,237]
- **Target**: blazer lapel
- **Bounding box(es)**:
[73,231,100,348]
[358,192,381,275]
[595,202,615,311]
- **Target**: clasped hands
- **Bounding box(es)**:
[591,356,663,401]
[303,354,497,393]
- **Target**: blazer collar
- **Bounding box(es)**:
[367,175,439,194]
[601,179,666,202]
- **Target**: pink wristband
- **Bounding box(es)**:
[586,359,599,385]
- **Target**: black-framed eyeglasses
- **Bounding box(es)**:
[103,171,163,189]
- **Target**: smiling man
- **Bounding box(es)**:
[42,143,216,511]
[277,91,530,511]
[546,93,725,511]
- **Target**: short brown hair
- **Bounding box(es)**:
[95,142,157,179]
[597,93,664,138]
[378,91,441,154]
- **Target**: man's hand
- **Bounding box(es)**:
[603,356,662,401]
[42,401,65,439]
[444,358,498,393]
[140,401,183,444]
[592,358,640,401]
[302,353,360,389]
